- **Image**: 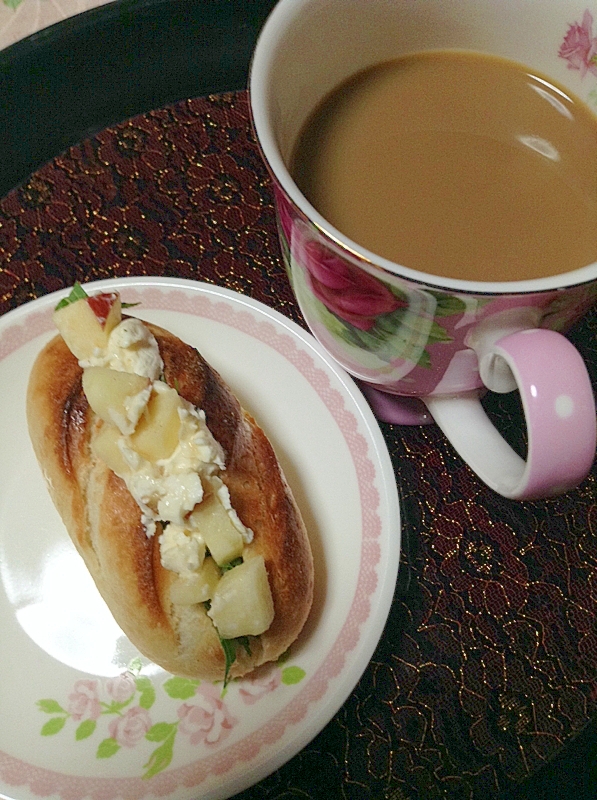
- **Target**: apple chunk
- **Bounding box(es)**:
[129,384,182,461]
[53,293,122,361]
[188,493,244,566]
[91,422,130,476]
[208,555,274,638]
[86,292,122,333]
[82,367,150,434]
[169,557,221,605]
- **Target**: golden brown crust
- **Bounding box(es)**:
[27,324,313,681]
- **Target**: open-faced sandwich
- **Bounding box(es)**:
[27,284,313,684]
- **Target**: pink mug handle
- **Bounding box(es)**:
[424,329,596,499]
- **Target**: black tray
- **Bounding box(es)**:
[1,2,596,798]
[0,0,277,196]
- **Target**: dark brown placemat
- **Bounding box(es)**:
[2,90,597,799]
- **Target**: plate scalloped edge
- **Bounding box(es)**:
[0,278,400,800]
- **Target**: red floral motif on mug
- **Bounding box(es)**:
[559,9,597,77]
[302,240,404,331]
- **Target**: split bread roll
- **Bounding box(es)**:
[27,291,313,682]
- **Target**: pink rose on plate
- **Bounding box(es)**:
[559,10,597,77]
[239,667,281,705]
[106,671,136,704]
[177,685,237,747]
[301,240,403,330]
[109,706,152,748]
[67,680,101,722]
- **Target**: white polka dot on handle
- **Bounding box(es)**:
[555,395,574,419]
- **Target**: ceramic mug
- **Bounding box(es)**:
[249,0,597,499]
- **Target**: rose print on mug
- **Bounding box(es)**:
[559,10,597,78]
[301,239,404,331]
[252,0,597,498]
[36,655,306,779]
[276,199,470,383]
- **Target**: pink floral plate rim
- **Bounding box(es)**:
[0,276,400,800]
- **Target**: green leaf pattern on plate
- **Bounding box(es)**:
[36,654,306,779]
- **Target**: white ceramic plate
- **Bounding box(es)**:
[0,277,400,800]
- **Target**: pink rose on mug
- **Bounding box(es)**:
[301,239,402,330]
[559,10,597,77]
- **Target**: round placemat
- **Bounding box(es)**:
[1,90,597,799]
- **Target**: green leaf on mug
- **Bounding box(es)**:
[278,231,293,281]
[425,320,453,344]
[417,349,432,369]
[373,308,407,336]
[428,292,468,317]
[388,284,409,303]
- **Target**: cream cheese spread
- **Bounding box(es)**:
[84,316,253,573]
[110,384,152,435]
[159,523,206,576]
[81,317,163,380]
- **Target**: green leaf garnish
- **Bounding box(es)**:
[54,283,140,312]
[220,638,237,688]
[221,557,243,572]
[205,599,252,688]
[237,636,252,656]
[219,635,252,689]
[54,282,88,311]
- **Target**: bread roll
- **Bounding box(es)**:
[27,314,313,682]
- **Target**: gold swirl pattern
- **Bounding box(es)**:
[0,90,596,799]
